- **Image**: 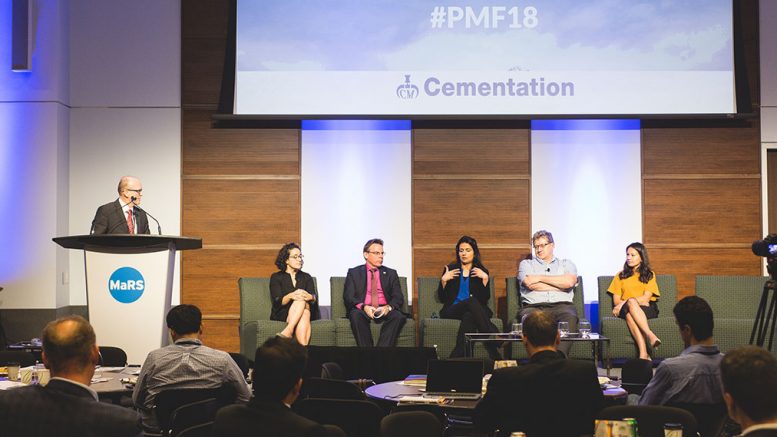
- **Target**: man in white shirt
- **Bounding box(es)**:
[91,175,150,234]
[517,229,579,355]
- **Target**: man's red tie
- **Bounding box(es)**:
[126,209,134,234]
[370,268,379,307]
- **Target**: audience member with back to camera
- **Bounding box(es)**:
[271,242,320,345]
[212,337,344,437]
[607,242,662,360]
[437,235,501,359]
[474,310,603,437]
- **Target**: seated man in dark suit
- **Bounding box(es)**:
[474,310,604,437]
[343,238,406,347]
[212,336,345,437]
[91,175,150,234]
[0,315,141,437]
[721,346,777,437]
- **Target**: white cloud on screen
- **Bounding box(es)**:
[381,26,731,71]
[262,60,326,71]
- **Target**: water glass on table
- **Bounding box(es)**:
[511,322,522,338]
[579,320,592,338]
[558,321,569,338]
[37,368,50,386]
[6,362,20,381]
[20,367,33,384]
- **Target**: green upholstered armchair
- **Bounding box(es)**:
[238,277,336,358]
[506,276,589,360]
[329,276,416,347]
[695,275,769,353]
[597,274,682,361]
[417,276,503,359]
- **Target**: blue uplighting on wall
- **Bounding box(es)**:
[0,106,31,284]
[531,119,641,131]
[302,120,411,131]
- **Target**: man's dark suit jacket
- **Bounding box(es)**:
[474,350,604,437]
[92,200,150,234]
[343,264,404,313]
[212,399,344,437]
[0,378,141,437]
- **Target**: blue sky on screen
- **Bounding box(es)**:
[237,0,732,71]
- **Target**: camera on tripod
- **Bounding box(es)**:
[751,234,777,350]
[752,234,777,279]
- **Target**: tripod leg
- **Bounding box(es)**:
[768,284,777,352]
[751,282,770,346]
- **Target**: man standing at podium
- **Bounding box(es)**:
[91,175,150,234]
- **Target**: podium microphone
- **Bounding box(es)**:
[132,196,162,235]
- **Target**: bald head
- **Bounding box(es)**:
[42,316,98,375]
[118,176,139,193]
[117,176,143,205]
[523,310,559,348]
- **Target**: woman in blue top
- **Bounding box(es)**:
[437,235,501,359]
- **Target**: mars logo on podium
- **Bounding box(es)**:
[108,267,145,303]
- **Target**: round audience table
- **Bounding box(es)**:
[366,380,480,410]
[366,378,628,409]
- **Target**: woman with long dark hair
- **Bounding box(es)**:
[607,242,661,360]
[270,242,320,345]
[437,235,501,359]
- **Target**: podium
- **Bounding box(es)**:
[53,235,202,364]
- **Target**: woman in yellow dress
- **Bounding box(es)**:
[608,242,661,360]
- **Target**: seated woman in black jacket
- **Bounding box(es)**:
[437,235,501,359]
[270,242,320,345]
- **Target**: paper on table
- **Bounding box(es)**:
[96,367,126,372]
[0,380,25,390]
[397,395,448,405]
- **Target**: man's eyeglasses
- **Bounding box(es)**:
[533,242,552,250]
[126,188,143,194]
[368,251,385,256]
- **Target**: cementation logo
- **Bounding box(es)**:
[396,75,420,99]
[396,74,575,100]
[108,267,145,304]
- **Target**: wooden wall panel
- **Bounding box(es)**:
[643,179,761,244]
[182,111,299,175]
[182,38,226,108]
[182,249,278,315]
[642,122,763,297]
[414,129,530,175]
[643,127,761,175]
[181,1,228,107]
[182,179,300,245]
[650,248,762,298]
[770,150,777,234]
[201,319,239,354]
[412,128,531,326]
[413,179,530,244]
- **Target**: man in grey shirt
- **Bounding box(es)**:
[517,230,579,356]
[639,296,723,406]
[133,304,251,434]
